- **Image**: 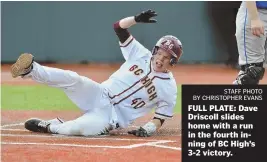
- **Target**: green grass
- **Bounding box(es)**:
[1,85,78,110]
[176,84,181,113]
[1,85,181,113]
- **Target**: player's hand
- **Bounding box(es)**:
[128,127,150,137]
[134,9,157,23]
[251,19,265,37]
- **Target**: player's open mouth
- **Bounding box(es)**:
[156,61,163,68]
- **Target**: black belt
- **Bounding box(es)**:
[241,62,263,71]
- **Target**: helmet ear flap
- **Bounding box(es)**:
[152,46,159,55]
[170,57,177,66]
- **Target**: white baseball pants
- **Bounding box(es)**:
[26,62,117,136]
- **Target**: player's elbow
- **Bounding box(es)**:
[113,21,120,31]
[113,21,130,44]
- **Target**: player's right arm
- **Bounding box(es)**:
[113,10,157,60]
[246,1,264,37]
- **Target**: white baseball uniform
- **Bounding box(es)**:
[25,35,177,136]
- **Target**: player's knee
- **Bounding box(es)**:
[235,63,265,85]
[66,71,82,84]
[66,124,83,136]
[52,121,83,136]
[80,121,109,136]
[60,121,89,136]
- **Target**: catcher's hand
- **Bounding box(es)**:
[128,127,150,137]
[134,9,157,23]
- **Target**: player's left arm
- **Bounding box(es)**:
[128,103,174,137]
[113,9,157,43]
[128,80,177,137]
[127,117,165,137]
[128,91,177,137]
[113,10,157,61]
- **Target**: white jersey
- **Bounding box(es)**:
[101,35,177,128]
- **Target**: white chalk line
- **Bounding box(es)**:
[1,123,180,130]
[1,123,24,128]
[147,143,181,150]
[1,128,180,139]
[0,142,138,149]
[126,141,171,148]
[1,123,181,150]
[1,133,176,142]
[1,128,28,132]
[0,123,138,128]
[0,128,131,136]
[1,141,180,150]
[1,133,181,150]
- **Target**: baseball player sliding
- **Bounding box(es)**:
[11,9,183,137]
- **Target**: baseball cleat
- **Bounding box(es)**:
[24,118,51,133]
[11,53,34,78]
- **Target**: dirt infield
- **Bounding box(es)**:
[1,111,181,162]
[1,63,266,162]
[1,110,181,162]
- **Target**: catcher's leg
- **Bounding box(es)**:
[233,70,245,85]
[235,2,267,66]
[234,3,266,84]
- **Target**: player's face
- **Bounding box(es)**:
[153,48,172,72]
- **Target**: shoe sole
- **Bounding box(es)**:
[11,53,34,78]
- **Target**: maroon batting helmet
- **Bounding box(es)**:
[152,35,183,65]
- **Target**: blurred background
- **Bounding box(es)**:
[1,1,242,68]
